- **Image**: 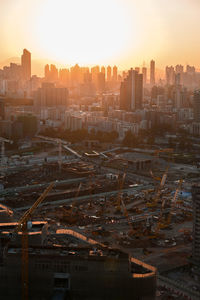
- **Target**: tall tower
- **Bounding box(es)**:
[44,64,50,80]
[101,66,105,74]
[142,67,147,85]
[193,90,200,122]
[191,185,200,280]
[120,68,143,111]
[21,49,31,81]
[107,66,112,81]
[150,60,155,86]
[113,66,118,81]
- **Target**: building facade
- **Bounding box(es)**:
[120,69,143,111]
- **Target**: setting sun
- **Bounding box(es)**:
[35,0,134,65]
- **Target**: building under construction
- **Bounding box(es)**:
[0,223,156,300]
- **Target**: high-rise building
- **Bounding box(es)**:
[150,60,155,86]
[191,185,200,280]
[101,66,105,74]
[186,65,195,74]
[44,64,58,82]
[107,66,112,81]
[175,64,184,74]
[21,49,31,81]
[120,69,143,111]
[0,98,5,120]
[59,68,70,85]
[113,66,118,81]
[44,64,50,80]
[135,67,140,73]
[34,82,68,112]
[142,67,147,85]
[166,66,175,85]
[50,64,58,81]
[193,90,200,122]
[97,72,105,92]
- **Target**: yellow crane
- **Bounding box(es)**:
[147,148,174,208]
[159,179,183,229]
[150,148,173,182]
[121,198,137,236]
[11,182,55,300]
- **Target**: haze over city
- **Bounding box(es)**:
[1,1,200,300]
[1,0,200,75]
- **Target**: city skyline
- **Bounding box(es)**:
[1,0,200,75]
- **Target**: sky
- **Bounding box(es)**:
[0,0,200,75]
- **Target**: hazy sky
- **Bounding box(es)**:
[0,0,200,74]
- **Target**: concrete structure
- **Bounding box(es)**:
[142,67,147,85]
[21,49,31,81]
[120,69,143,111]
[107,66,112,81]
[113,66,118,81]
[34,83,68,113]
[193,90,200,122]
[150,60,155,86]
[0,226,156,299]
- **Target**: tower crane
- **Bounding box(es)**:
[9,182,55,300]
[121,198,137,236]
[159,179,183,229]
[150,148,173,182]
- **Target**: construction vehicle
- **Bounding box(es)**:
[8,182,55,300]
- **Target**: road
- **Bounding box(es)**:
[15,184,153,211]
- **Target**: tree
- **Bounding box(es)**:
[122,131,138,147]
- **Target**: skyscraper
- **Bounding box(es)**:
[150,60,155,86]
[113,66,118,81]
[97,72,105,92]
[135,67,140,73]
[101,66,105,74]
[166,66,175,85]
[120,69,143,111]
[193,90,200,122]
[21,49,31,81]
[142,67,147,85]
[107,66,112,81]
[175,64,184,74]
[44,64,50,80]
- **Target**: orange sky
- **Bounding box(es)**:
[1,0,200,75]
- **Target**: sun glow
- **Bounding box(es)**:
[36,0,136,65]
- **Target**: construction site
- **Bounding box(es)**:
[0,135,200,299]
